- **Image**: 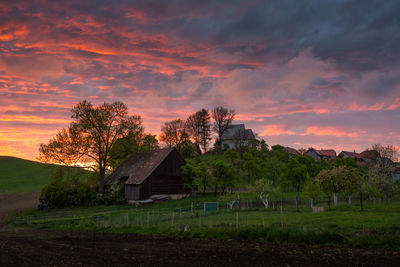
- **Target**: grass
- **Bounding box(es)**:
[0,156,90,194]
[11,194,400,249]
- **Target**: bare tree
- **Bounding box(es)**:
[370,144,399,162]
[212,106,235,150]
[186,109,212,152]
[232,128,255,156]
[159,119,189,149]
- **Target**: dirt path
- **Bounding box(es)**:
[0,191,40,226]
[1,192,400,266]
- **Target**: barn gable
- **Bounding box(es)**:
[105,147,186,201]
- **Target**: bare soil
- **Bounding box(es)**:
[1,192,400,266]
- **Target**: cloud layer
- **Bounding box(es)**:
[0,0,399,159]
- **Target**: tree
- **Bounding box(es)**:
[159,119,189,149]
[370,144,399,162]
[109,133,158,170]
[251,179,278,208]
[211,159,235,193]
[232,128,256,157]
[342,167,362,205]
[316,167,346,207]
[186,109,212,153]
[366,159,396,202]
[39,100,143,193]
[218,192,241,209]
[302,174,321,207]
[212,106,235,150]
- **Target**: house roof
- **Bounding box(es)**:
[307,148,336,157]
[360,150,381,160]
[285,147,299,155]
[317,149,336,157]
[105,147,183,185]
[221,124,245,140]
[340,151,362,159]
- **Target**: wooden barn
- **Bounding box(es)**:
[105,147,186,201]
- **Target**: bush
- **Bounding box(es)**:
[39,167,98,209]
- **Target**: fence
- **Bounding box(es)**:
[11,195,366,231]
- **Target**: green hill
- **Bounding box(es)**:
[0,156,90,195]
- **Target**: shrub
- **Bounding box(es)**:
[39,167,98,209]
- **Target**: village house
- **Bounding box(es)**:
[105,147,186,201]
[339,151,365,166]
[284,147,300,157]
[305,148,336,161]
[221,124,256,149]
[359,150,381,164]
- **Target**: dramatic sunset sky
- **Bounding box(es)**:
[0,0,399,160]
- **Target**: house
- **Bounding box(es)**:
[305,148,336,161]
[221,124,255,149]
[105,147,186,201]
[339,151,365,166]
[359,150,381,164]
[284,147,299,157]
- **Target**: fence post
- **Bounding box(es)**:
[171,212,174,227]
[280,200,283,228]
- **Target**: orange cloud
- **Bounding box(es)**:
[260,125,296,136]
[304,126,361,137]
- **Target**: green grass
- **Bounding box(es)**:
[0,156,90,194]
[11,194,400,249]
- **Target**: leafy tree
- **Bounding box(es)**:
[251,178,278,208]
[186,109,212,153]
[316,167,345,207]
[211,159,235,193]
[159,119,189,149]
[218,192,241,209]
[303,174,321,207]
[212,106,235,150]
[109,133,158,170]
[39,100,143,193]
[342,167,362,205]
[366,160,396,202]
[197,161,212,193]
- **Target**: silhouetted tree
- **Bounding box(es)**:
[39,100,143,193]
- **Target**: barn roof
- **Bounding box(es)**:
[105,147,183,185]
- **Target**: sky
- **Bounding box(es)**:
[0,0,399,160]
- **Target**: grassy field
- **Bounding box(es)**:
[11,194,400,248]
[0,156,90,194]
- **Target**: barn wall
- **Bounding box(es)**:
[125,184,141,201]
[150,150,185,195]
[151,175,184,194]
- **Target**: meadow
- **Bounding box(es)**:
[0,156,91,195]
[11,194,400,249]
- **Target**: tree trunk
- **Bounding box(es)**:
[202,179,207,193]
[98,167,105,193]
[310,198,313,208]
[333,193,338,206]
[348,195,352,205]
